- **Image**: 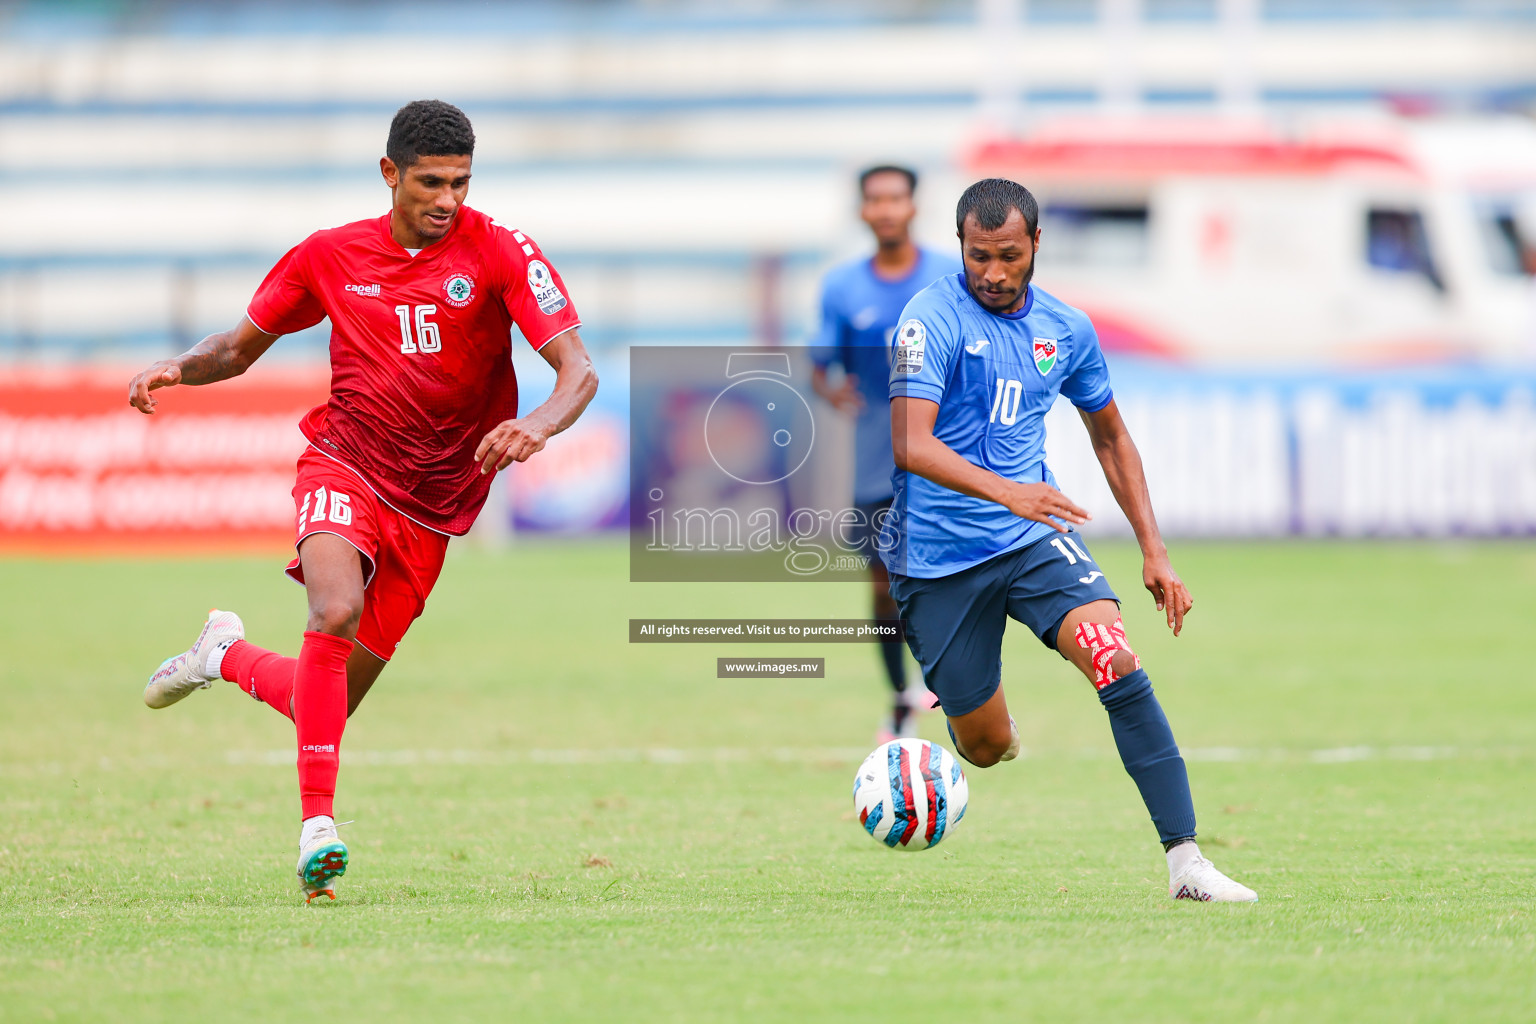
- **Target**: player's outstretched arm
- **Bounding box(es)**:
[1078,400,1193,635]
[475,330,599,474]
[127,317,281,414]
[811,365,865,416]
[892,396,1089,531]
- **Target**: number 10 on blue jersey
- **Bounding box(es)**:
[990,377,1024,426]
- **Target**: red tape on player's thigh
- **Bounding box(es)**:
[1073,618,1141,691]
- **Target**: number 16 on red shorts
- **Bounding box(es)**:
[284,447,449,661]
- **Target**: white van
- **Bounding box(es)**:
[968,113,1536,366]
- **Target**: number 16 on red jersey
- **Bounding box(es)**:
[395,304,441,355]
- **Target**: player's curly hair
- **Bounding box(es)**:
[956,178,1038,237]
[386,100,476,170]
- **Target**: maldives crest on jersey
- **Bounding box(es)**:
[442,272,476,308]
[894,318,926,374]
[527,260,567,315]
[1031,336,1058,376]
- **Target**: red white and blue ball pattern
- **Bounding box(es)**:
[853,739,968,851]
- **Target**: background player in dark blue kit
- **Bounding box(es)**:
[811,166,961,742]
[882,178,1258,902]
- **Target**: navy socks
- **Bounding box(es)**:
[1096,668,1197,844]
[937,667,1197,844]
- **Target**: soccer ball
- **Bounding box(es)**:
[853,738,968,851]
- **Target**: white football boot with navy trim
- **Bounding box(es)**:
[1169,853,1258,903]
[143,609,244,709]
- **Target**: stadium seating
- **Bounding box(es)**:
[4,1,1535,356]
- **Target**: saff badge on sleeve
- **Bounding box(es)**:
[894,319,927,374]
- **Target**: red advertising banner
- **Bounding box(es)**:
[0,366,329,553]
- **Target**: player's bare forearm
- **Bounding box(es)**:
[897,424,1015,503]
[1079,401,1193,633]
[892,397,1088,530]
[170,318,279,385]
[475,330,599,473]
[525,336,598,437]
[127,317,280,414]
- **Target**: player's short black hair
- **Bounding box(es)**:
[859,164,918,197]
[956,178,1039,238]
[386,100,476,171]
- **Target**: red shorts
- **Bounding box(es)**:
[285,447,450,661]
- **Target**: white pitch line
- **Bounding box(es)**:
[0,745,1526,778]
[223,747,872,767]
[215,744,1526,768]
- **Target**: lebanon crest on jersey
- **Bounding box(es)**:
[442,272,476,308]
[1032,336,1058,376]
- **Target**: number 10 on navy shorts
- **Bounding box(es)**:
[888,530,1119,717]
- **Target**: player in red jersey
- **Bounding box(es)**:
[129,100,598,902]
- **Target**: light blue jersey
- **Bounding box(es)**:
[811,248,963,506]
[881,275,1114,578]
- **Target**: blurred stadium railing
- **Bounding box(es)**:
[1046,362,1536,538]
[4,0,1536,546]
[0,251,824,359]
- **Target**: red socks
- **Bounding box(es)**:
[219,632,354,820]
[220,640,298,720]
[294,631,353,821]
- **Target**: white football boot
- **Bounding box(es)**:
[1169,852,1259,903]
[296,817,349,904]
[999,715,1021,762]
[143,609,244,709]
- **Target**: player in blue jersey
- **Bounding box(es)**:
[881,178,1257,902]
[810,165,962,741]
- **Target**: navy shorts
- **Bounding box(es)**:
[888,531,1119,717]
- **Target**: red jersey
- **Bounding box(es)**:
[246,206,581,535]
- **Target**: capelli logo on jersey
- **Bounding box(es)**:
[345,284,381,297]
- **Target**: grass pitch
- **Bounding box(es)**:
[1,539,1533,1022]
